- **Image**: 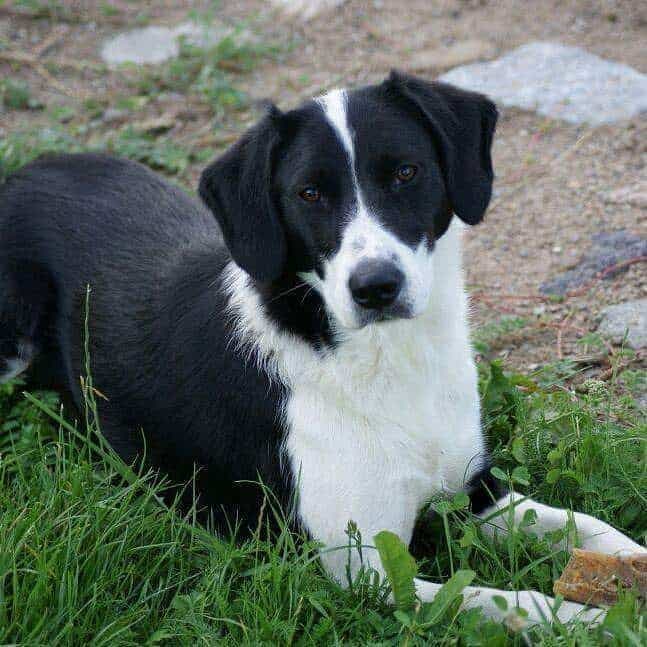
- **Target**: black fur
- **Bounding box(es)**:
[465,463,508,515]
[1,73,497,540]
[0,154,294,535]
[385,70,498,226]
[198,107,288,283]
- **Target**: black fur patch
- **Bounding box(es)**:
[1,72,497,545]
[465,463,508,514]
[0,154,296,538]
[255,274,337,351]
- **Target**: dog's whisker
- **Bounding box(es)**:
[299,286,315,305]
[266,282,309,304]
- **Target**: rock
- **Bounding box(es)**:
[635,390,647,412]
[131,114,177,135]
[101,21,239,66]
[440,42,647,125]
[540,230,647,295]
[602,182,647,209]
[269,0,348,20]
[597,299,647,349]
[408,39,497,71]
[157,92,186,104]
[101,107,128,124]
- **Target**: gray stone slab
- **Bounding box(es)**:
[101,22,235,66]
[440,42,647,125]
[269,0,348,20]
[602,182,647,209]
[597,299,647,349]
[540,230,647,296]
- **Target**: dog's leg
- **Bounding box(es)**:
[323,527,603,625]
[476,491,646,556]
[1,266,49,384]
[414,577,604,625]
[0,338,34,383]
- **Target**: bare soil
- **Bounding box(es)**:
[1,0,645,374]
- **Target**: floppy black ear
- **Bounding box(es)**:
[199,106,286,282]
[385,70,498,225]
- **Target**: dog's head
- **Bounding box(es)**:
[200,71,497,329]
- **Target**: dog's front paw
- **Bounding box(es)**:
[613,542,647,557]
[512,591,605,627]
[553,599,606,626]
[574,513,646,556]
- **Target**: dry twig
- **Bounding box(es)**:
[489,130,594,213]
[0,50,71,96]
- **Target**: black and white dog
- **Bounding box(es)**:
[1,72,643,625]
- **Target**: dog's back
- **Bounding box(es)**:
[0,155,293,529]
[1,154,213,391]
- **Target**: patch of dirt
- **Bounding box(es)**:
[1,0,645,374]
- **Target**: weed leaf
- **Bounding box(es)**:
[420,570,475,626]
[373,530,417,610]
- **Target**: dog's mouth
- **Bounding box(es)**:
[340,300,417,330]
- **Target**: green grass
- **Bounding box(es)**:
[0,29,644,640]
[1,360,644,645]
[0,126,81,182]
[0,24,279,185]
[0,125,201,184]
[0,78,42,111]
[472,316,529,357]
[9,0,72,21]
[132,32,280,118]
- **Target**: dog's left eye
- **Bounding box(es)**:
[299,186,321,202]
[395,164,417,183]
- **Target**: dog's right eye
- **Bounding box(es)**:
[299,187,321,202]
[395,164,418,183]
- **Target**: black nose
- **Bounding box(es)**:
[348,259,404,310]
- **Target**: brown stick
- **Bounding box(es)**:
[471,256,647,310]
[0,50,71,96]
[566,256,647,298]
[489,131,594,213]
[33,26,68,57]
[556,313,572,360]
[596,353,642,382]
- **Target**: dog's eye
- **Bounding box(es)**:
[299,186,321,202]
[395,164,417,183]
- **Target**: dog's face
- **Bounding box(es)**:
[272,88,447,328]
[200,71,497,330]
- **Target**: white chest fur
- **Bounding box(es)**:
[224,223,485,577]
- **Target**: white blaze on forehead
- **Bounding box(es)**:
[316,88,355,164]
[316,88,370,219]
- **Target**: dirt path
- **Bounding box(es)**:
[1,0,645,373]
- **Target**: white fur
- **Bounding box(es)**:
[223,231,615,625]
[316,89,355,163]
[0,358,29,383]
[314,89,436,329]
[224,221,484,579]
[0,340,34,383]
[416,579,604,626]
[221,87,645,625]
[479,492,647,556]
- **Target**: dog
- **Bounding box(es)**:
[1,71,643,625]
